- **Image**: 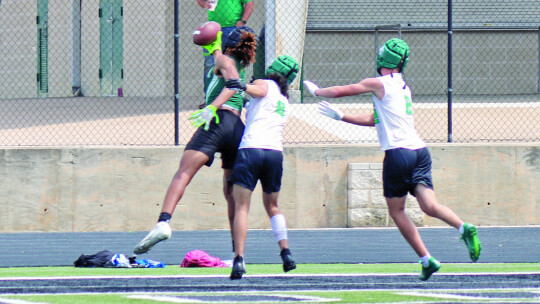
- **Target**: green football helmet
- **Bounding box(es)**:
[376,38,410,74]
[266,55,300,84]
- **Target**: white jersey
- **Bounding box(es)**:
[373,73,425,151]
[239,80,290,151]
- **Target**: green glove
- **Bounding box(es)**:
[202,31,223,56]
[189,105,219,131]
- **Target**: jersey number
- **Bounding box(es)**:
[405,95,413,115]
[276,100,285,117]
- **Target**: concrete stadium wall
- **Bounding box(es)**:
[0,144,538,233]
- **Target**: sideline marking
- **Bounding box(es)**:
[1,272,540,281]
[0,298,49,304]
[401,291,492,301]
[127,293,341,303]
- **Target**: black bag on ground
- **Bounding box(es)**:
[74,250,115,267]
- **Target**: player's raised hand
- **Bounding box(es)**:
[202,31,223,55]
[303,80,320,96]
[189,105,219,131]
[318,101,344,121]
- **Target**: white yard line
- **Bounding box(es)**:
[127,293,341,303]
[0,298,50,304]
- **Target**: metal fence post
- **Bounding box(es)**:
[174,0,179,146]
[265,0,276,71]
[447,0,453,143]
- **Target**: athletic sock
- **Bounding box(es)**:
[420,254,432,267]
[158,212,172,223]
[458,223,464,235]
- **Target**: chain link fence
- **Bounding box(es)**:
[0,0,538,146]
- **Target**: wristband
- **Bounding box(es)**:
[240,20,247,24]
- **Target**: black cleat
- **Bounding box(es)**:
[230,255,246,280]
[280,248,296,272]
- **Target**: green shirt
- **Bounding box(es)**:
[205,56,245,112]
[208,0,252,27]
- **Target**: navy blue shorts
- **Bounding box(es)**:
[228,148,283,194]
[185,110,245,169]
[382,147,434,198]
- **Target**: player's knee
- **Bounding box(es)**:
[387,204,406,218]
[420,202,437,217]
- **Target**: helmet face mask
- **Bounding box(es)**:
[376,38,410,74]
[265,55,300,84]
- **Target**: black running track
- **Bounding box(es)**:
[0,227,539,302]
[1,227,539,267]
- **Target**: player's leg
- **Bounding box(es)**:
[260,149,295,272]
[200,52,215,109]
[222,169,236,252]
[386,196,429,257]
[230,184,252,279]
[386,195,440,280]
[383,148,440,280]
[162,150,210,214]
[133,150,209,255]
[414,184,462,228]
[416,184,481,261]
[227,148,257,279]
[262,192,286,248]
[413,148,481,262]
[232,185,251,257]
[217,111,245,252]
[262,192,296,272]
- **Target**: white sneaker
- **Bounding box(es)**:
[133,222,172,254]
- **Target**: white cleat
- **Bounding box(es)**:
[133,222,172,255]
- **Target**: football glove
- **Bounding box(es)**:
[202,31,223,56]
[189,105,219,131]
[225,79,247,92]
[318,101,344,121]
[303,80,320,96]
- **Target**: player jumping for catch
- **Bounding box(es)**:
[133,27,258,256]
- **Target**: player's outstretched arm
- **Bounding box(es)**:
[189,105,219,131]
[189,48,239,130]
[214,53,240,81]
[304,78,384,100]
[318,100,375,127]
[318,101,344,120]
[244,79,267,98]
[225,79,267,98]
[209,54,240,109]
[344,112,375,127]
[303,80,320,96]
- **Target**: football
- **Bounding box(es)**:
[193,21,221,45]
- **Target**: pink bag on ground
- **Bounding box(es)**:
[180,250,228,267]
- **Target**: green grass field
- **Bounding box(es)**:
[1,262,539,277]
[1,263,539,304]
